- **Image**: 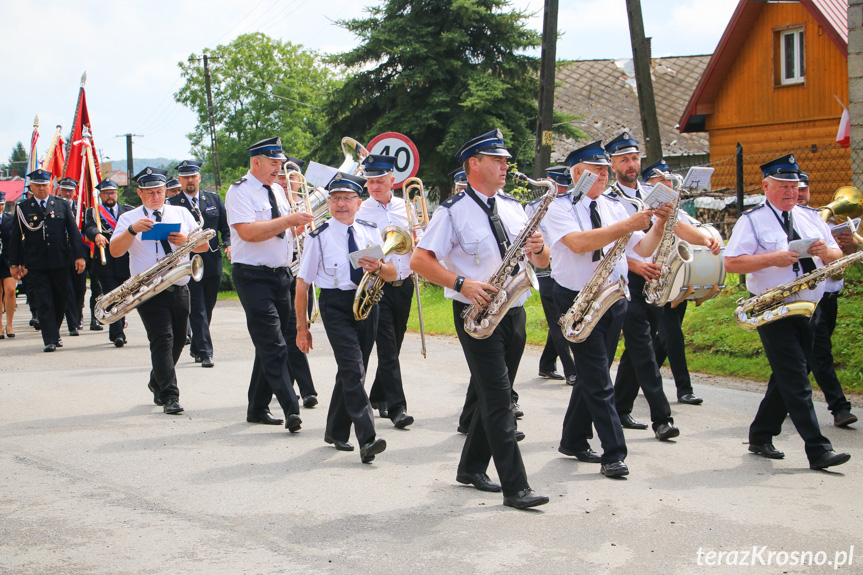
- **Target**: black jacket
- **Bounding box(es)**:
[83,203,133,280]
[9,195,87,270]
[168,190,230,278]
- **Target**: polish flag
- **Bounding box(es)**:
[837,107,851,148]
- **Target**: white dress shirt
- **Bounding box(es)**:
[225,171,294,268]
[297,217,384,290]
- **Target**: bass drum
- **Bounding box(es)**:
[666,224,726,307]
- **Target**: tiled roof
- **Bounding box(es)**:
[552,55,711,163]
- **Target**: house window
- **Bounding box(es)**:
[780,28,805,85]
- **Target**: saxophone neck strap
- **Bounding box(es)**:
[464,184,510,259]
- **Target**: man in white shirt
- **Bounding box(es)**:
[111,167,206,414]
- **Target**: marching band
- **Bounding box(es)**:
[1,128,858,510]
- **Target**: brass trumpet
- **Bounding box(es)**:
[352,226,413,321]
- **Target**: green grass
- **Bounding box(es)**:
[219,267,863,393]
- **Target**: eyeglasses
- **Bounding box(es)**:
[99,191,119,196]
[328,195,358,204]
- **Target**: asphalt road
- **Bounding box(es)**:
[1,297,861,574]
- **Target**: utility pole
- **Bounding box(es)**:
[190,53,222,190]
[115,133,142,185]
[625,0,663,164]
[534,0,559,178]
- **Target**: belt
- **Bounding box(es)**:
[164,284,189,293]
[233,262,291,274]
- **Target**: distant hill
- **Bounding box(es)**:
[107,158,184,175]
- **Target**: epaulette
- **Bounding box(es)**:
[742,203,765,216]
[497,191,519,203]
[231,178,246,186]
[797,204,820,212]
[441,191,465,207]
[355,218,377,228]
[308,221,328,238]
[601,191,620,202]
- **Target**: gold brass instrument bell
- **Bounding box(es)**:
[352,225,414,321]
[821,186,863,244]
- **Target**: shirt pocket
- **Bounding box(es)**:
[458,226,491,259]
[760,232,788,253]
[252,198,272,222]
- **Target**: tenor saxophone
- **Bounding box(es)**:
[734,250,863,330]
[94,224,216,325]
[559,194,644,343]
[461,172,555,340]
[643,191,693,306]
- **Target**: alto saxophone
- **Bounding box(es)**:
[559,194,644,343]
[94,223,216,325]
[643,191,693,306]
[461,172,555,340]
[734,250,863,330]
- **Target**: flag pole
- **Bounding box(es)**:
[83,131,106,264]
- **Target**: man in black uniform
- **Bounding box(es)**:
[168,160,231,368]
[8,169,87,352]
[83,179,132,346]
[56,177,88,336]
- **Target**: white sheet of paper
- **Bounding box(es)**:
[305,161,340,189]
[682,167,715,190]
[349,244,385,269]
[571,170,598,198]
[788,238,817,258]
[831,222,852,236]
[641,182,678,209]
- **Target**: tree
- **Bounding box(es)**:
[318,0,579,199]
[175,33,340,184]
[7,141,28,177]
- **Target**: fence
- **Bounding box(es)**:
[670,144,851,238]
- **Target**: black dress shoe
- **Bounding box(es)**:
[194,355,203,363]
[654,422,680,441]
[185,335,192,345]
[201,356,214,368]
[515,430,525,442]
[503,488,549,509]
[69,328,79,336]
[566,375,577,386]
[33,320,41,331]
[558,446,601,463]
[163,399,184,414]
[247,412,284,425]
[512,403,524,419]
[148,382,164,406]
[43,344,56,352]
[285,414,302,433]
[456,471,502,492]
[89,320,103,331]
[324,435,355,451]
[360,437,387,463]
[456,425,469,434]
[303,395,318,408]
[601,461,630,478]
[620,414,648,430]
[29,318,36,326]
[833,409,858,427]
[538,369,564,380]
[377,402,388,418]
[678,393,704,405]
[392,411,414,429]
[810,450,851,470]
[114,337,125,348]
[748,443,784,459]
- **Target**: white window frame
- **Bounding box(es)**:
[780,27,805,85]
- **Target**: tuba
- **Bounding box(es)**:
[461,172,555,339]
[735,250,863,329]
[560,194,644,343]
[352,225,414,320]
[821,186,863,244]
[338,137,370,176]
[643,186,693,306]
[94,223,216,325]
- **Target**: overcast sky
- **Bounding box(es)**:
[0,0,738,167]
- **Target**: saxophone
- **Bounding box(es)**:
[94,223,216,325]
[462,172,555,339]
[643,191,693,306]
[735,250,863,330]
[559,194,644,343]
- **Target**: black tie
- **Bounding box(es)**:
[783,212,816,274]
[153,210,173,256]
[347,226,364,286]
[40,199,46,211]
[264,185,285,239]
[589,200,602,262]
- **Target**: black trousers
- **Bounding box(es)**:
[28,268,72,346]
[23,273,40,319]
[454,301,529,497]
[538,275,576,378]
[369,277,413,415]
[233,266,300,419]
[286,280,317,398]
[654,300,693,396]
[95,274,126,341]
[555,284,628,463]
[64,263,87,330]
[319,289,378,445]
[751,316,833,462]
[809,293,851,414]
[137,286,189,402]
[189,275,220,359]
[614,273,672,429]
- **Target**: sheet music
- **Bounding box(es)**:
[571,170,598,198]
[641,182,678,209]
[682,167,714,191]
[305,161,340,189]
[831,222,853,236]
[788,238,817,258]
[349,244,385,269]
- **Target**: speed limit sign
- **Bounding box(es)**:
[367,132,420,189]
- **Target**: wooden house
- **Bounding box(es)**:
[679,0,850,205]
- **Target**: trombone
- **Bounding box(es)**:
[401,176,430,357]
[282,162,322,324]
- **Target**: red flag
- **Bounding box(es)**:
[42,128,66,178]
[62,77,103,228]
